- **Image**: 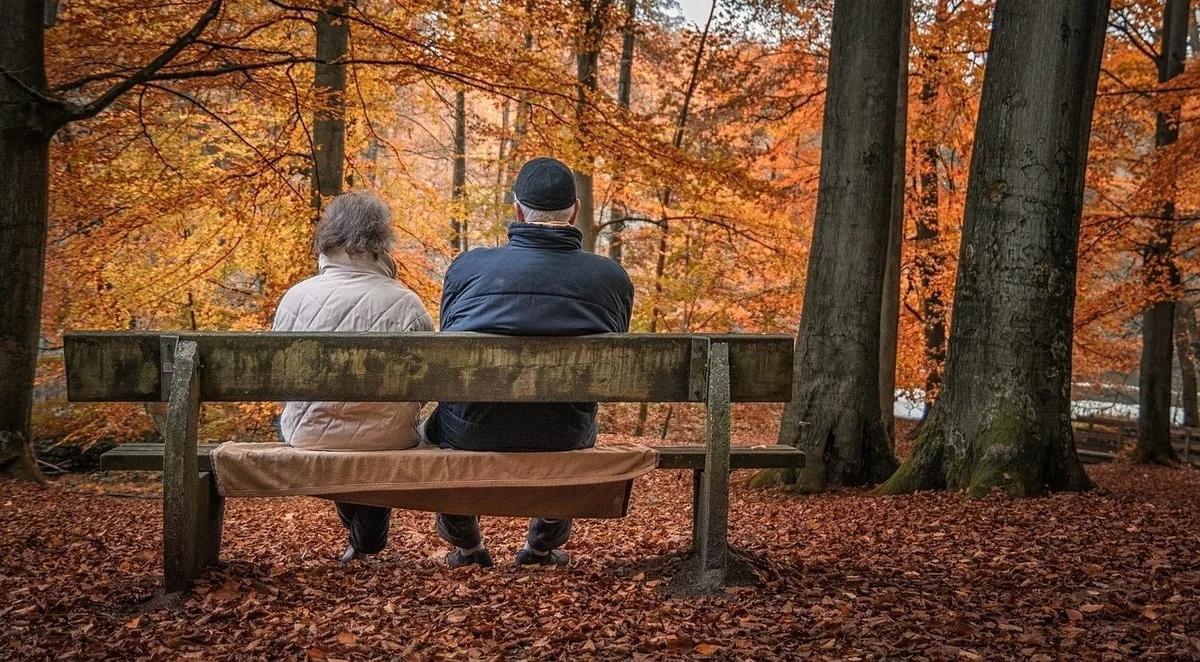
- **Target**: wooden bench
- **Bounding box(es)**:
[65,331,803,593]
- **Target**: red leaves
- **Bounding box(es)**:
[1,453,1199,658]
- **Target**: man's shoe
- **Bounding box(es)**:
[514,548,570,567]
[340,545,359,563]
[445,548,494,569]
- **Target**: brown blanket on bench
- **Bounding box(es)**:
[210,442,657,519]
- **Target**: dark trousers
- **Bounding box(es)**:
[436,513,572,552]
[335,502,391,554]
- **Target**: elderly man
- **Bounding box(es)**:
[425,157,635,568]
[273,190,433,563]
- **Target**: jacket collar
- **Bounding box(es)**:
[318,249,397,279]
[508,222,583,251]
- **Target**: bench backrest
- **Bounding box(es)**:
[64,332,793,403]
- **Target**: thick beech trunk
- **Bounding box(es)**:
[0,0,52,482]
[880,0,1107,497]
[775,0,903,491]
[311,1,349,212]
[1175,303,1198,427]
[450,89,467,252]
[1135,0,1188,465]
[573,0,609,252]
[879,0,911,438]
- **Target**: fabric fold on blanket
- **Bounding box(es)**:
[210,442,657,519]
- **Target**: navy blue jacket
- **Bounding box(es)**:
[425,223,634,451]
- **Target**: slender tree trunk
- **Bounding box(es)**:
[311,0,349,214]
[493,100,510,229]
[775,0,903,491]
[607,0,637,264]
[1175,302,1198,427]
[880,0,1107,497]
[504,6,535,206]
[450,88,467,252]
[634,0,716,437]
[573,0,609,252]
[879,0,911,440]
[1135,0,1189,464]
[914,53,946,404]
[0,0,52,483]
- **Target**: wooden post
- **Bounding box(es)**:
[163,340,201,592]
[670,340,733,593]
[696,341,731,575]
[197,471,225,568]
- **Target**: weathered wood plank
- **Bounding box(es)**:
[65,332,793,403]
[100,443,805,473]
[65,332,162,402]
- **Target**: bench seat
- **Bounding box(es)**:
[101,442,806,472]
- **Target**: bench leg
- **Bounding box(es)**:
[669,341,741,594]
[197,471,225,568]
[163,340,207,593]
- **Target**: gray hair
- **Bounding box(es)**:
[315,190,396,257]
[517,201,575,224]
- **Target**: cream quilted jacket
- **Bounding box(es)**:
[272,250,433,450]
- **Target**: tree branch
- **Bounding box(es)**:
[60,0,223,125]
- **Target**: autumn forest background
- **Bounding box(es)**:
[5,0,1195,459]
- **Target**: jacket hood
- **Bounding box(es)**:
[508,222,583,251]
[318,249,397,279]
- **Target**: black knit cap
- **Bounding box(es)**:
[512,157,577,211]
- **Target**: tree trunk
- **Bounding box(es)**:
[1175,302,1198,427]
[311,0,349,213]
[880,0,1107,497]
[914,51,946,404]
[607,0,637,264]
[0,0,52,483]
[572,0,609,252]
[1135,0,1188,465]
[879,0,911,440]
[634,0,715,437]
[775,0,903,491]
[450,88,467,252]
[504,5,535,207]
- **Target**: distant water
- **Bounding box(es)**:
[893,392,1184,425]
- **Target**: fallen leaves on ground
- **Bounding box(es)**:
[2,435,1199,659]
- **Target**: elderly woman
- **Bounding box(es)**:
[273,190,433,562]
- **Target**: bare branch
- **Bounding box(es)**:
[61,0,223,125]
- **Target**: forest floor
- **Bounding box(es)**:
[2,433,1199,660]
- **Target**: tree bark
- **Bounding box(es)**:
[450,88,467,252]
[607,0,637,264]
[914,49,946,404]
[879,0,911,440]
[1175,302,1198,427]
[775,0,903,491]
[572,0,609,252]
[0,0,53,482]
[1135,0,1188,465]
[311,0,349,213]
[880,0,1107,497]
